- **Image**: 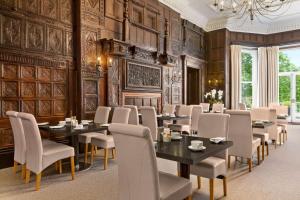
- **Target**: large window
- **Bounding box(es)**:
[240,49,258,108]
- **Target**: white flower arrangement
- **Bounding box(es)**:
[204,89,224,104]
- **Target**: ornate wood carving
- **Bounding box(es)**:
[39,83,52,98]
[125,62,161,90]
[21,82,36,97]
[2,15,21,48]
[1,64,18,79]
[21,100,35,114]
[26,21,44,51]
[41,0,58,19]
[47,27,63,54]
[21,66,36,80]
[38,100,52,116]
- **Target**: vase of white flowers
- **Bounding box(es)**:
[204,89,223,108]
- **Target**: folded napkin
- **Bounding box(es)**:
[100,123,110,127]
[37,122,49,126]
[210,137,225,144]
[49,125,65,129]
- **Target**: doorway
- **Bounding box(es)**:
[186,67,200,105]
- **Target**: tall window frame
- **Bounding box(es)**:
[240,48,258,108]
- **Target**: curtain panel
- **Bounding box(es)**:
[267,46,279,105]
[231,45,242,109]
[258,47,268,107]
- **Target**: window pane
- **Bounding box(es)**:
[296,75,300,112]
[279,51,300,72]
[241,52,252,82]
[241,83,252,108]
[279,76,291,106]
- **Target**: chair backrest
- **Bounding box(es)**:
[272,105,288,116]
[251,107,270,121]
[190,105,203,132]
[18,112,43,174]
[197,113,229,159]
[109,123,160,200]
[6,111,26,164]
[226,110,253,158]
[269,102,280,108]
[124,105,139,125]
[238,103,247,110]
[94,106,111,124]
[212,103,224,113]
[200,103,210,112]
[140,106,158,141]
[162,104,176,115]
[111,107,131,124]
[268,109,280,140]
[176,105,192,125]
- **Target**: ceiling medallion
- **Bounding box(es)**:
[212,0,292,22]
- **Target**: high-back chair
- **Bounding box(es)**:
[200,103,210,112]
[238,103,247,110]
[18,112,75,191]
[124,105,139,125]
[269,102,280,108]
[168,105,192,134]
[268,109,283,147]
[226,110,262,172]
[109,123,192,200]
[212,103,224,113]
[162,104,176,115]
[78,106,111,164]
[251,107,270,121]
[271,105,288,141]
[190,105,203,133]
[90,107,131,170]
[140,106,159,141]
[190,113,229,200]
[6,111,27,178]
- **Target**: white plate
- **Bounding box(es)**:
[74,127,85,130]
[171,136,182,140]
[157,114,162,117]
[38,122,49,126]
[49,125,65,129]
[101,123,110,127]
[188,145,206,151]
[210,137,225,144]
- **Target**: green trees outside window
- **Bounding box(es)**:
[241,52,253,108]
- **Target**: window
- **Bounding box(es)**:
[240,49,258,108]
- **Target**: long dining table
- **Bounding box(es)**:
[39,123,108,170]
[155,135,233,179]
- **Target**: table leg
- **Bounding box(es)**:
[71,135,80,170]
[157,119,163,127]
[179,163,190,179]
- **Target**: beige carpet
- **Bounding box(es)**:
[1,125,300,200]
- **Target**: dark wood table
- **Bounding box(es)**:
[277,115,288,120]
[252,121,274,129]
[155,135,233,179]
[39,123,108,170]
[156,115,191,127]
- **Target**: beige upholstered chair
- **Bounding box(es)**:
[190,105,203,134]
[140,106,160,141]
[6,111,56,179]
[200,103,210,112]
[18,112,75,191]
[269,102,280,108]
[226,110,262,172]
[190,113,229,200]
[251,108,282,148]
[271,105,288,141]
[168,105,192,134]
[78,106,111,164]
[211,103,224,113]
[238,103,247,110]
[124,105,139,125]
[90,107,131,170]
[109,123,192,200]
[162,104,176,127]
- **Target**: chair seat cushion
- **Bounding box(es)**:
[42,139,57,146]
[168,124,190,133]
[42,143,74,170]
[190,156,226,179]
[253,132,269,143]
[91,134,115,149]
[78,132,103,143]
[159,171,192,200]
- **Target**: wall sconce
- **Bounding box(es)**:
[108,57,113,67]
[96,56,102,72]
[96,56,113,73]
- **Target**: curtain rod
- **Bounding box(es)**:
[279,43,300,50]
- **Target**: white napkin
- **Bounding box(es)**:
[37,122,49,126]
[49,125,65,129]
[210,137,225,144]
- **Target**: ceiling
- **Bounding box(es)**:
[159,0,300,34]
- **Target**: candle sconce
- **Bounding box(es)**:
[96,56,113,73]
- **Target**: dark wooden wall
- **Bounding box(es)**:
[0,0,206,168]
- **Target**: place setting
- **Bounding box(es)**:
[188,140,206,151]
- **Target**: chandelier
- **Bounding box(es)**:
[212,0,292,21]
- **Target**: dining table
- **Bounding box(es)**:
[155,135,233,179]
[39,122,108,170]
[156,115,191,127]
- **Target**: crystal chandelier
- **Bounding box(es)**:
[212,0,292,21]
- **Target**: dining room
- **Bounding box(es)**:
[0,0,300,200]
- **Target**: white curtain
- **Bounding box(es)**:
[258,47,268,107]
[231,45,242,109]
[267,46,279,105]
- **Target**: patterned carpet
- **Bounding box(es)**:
[0,125,300,200]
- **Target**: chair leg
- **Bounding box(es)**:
[91,144,95,164]
[36,173,42,191]
[257,146,260,165]
[262,143,265,160]
[266,142,269,156]
[84,143,88,164]
[247,158,252,172]
[25,169,31,183]
[274,140,277,149]
[197,176,201,189]
[279,135,282,146]
[58,160,62,174]
[209,179,214,200]
[227,155,231,169]
[285,131,288,141]
[104,148,108,170]
[13,161,18,174]
[186,196,192,200]
[223,176,227,196]
[21,164,26,179]
[70,157,75,180]
[112,148,115,159]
